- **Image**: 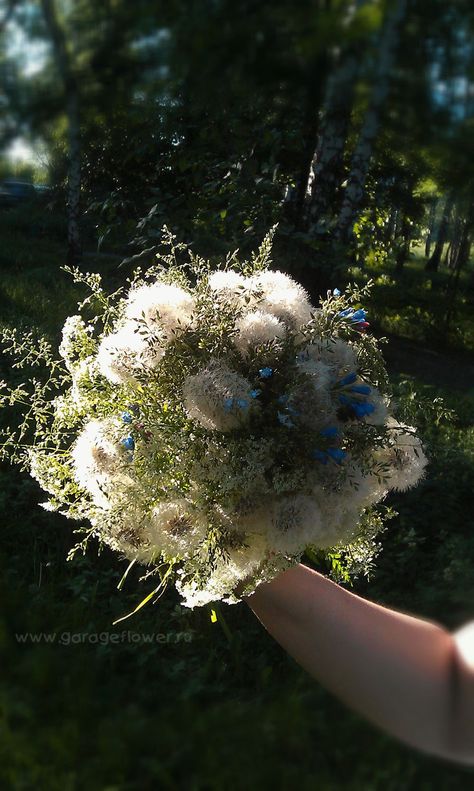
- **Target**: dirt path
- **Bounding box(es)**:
[382,333,474,392]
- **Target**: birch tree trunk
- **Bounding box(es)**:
[41,0,82,265]
[305,52,360,236]
[444,205,474,330]
[424,198,438,259]
[425,193,454,272]
[304,0,370,237]
[335,0,408,245]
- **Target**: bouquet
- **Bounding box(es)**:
[0,230,427,609]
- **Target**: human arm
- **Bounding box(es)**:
[244,563,474,765]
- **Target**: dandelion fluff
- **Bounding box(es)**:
[293,358,333,425]
[125,281,195,338]
[145,499,207,559]
[71,418,130,509]
[300,338,357,380]
[364,389,389,426]
[233,310,286,355]
[248,270,314,329]
[207,270,251,311]
[265,494,326,555]
[376,418,428,492]
[183,360,255,431]
[59,315,92,369]
[96,321,163,384]
[176,533,267,608]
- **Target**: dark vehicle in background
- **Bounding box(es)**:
[0,179,38,208]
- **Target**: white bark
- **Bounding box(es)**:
[336,0,408,244]
[41,0,81,265]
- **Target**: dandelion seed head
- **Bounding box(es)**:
[125,281,195,339]
[233,310,286,355]
[248,270,314,329]
[183,360,255,431]
[96,321,164,384]
[71,418,131,508]
[376,417,428,492]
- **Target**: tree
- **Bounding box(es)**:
[335,0,408,245]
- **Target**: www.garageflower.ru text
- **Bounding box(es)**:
[15,631,194,646]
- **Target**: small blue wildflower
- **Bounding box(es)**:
[350,384,371,395]
[337,308,353,318]
[236,398,249,410]
[339,393,351,406]
[350,309,367,322]
[224,397,234,413]
[277,412,294,428]
[327,447,347,463]
[259,366,273,379]
[337,372,358,387]
[353,402,375,418]
[121,435,135,451]
[311,449,328,464]
[333,288,341,296]
[249,388,262,399]
[121,411,133,424]
[320,426,339,438]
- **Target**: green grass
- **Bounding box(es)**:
[351,247,474,353]
[1,235,474,790]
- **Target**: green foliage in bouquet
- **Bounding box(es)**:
[0,229,427,609]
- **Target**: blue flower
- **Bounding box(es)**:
[337,308,353,318]
[350,309,367,322]
[353,402,375,418]
[249,388,261,399]
[236,398,249,410]
[224,397,234,413]
[349,384,371,395]
[337,372,358,387]
[333,288,341,296]
[320,426,339,438]
[259,366,273,379]
[121,435,135,451]
[327,447,346,463]
[121,411,133,424]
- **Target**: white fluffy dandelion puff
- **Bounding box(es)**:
[96,320,163,384]
[376,417,428,492]
[207,270,249,307]
[266,494,325,555]
[125,281,195,339]
[183,359,255,431]
[233,310,286,355]
[300,338,358,381]
[59,315,94,370]
[293,357,333,424]
[141,499,208,560]
[71,418,129,508]
[364,388,389,426]
[248,270,314,329]
[176,533,267,608]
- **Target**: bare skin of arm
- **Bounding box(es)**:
[244,563,474,765]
